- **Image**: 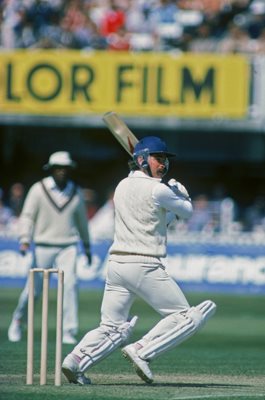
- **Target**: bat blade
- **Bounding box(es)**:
[103,111,138,156]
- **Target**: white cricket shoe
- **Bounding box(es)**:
[8,319,22,342]
[63,333,77,344]
[122,344,153,384]
[62,353,91,385]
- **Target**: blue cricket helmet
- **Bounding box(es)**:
[133,136,176,158]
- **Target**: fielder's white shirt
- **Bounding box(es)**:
[19,177,90,246]
[44,177,75,207]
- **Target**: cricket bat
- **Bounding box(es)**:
[103,111,139,157]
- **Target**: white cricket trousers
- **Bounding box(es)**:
[12,244,78,336]
[101,260,190,325]
[73,260,190,357]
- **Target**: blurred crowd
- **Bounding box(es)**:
[1,0,265,54]
[0,182,264,239]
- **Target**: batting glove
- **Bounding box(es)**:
[167,179,191,200]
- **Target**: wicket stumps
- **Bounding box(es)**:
[26,268,64,386]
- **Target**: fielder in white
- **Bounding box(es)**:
[8,151,91,345]
[62,136,216,384]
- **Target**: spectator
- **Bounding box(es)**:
[30,11,63,48]
[187,21,219,52]
[187,194,214,232]
[99,0,126,37]
[8,182,25,217]
[219,197,237,233]
[247,0,265,39]
[243,195,265,232]
[83,20,108,50]
[1,0,26,48]
[82,188,98,220]
[217,21,258,54]
[124,0,150,34]
[0,188,13,232]
[148,0,179,25]
[25,0,59,43]
[148,0,182,50]
[107,25,131,50]
[60,0,88,35]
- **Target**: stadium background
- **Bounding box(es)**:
[0,0,264,292]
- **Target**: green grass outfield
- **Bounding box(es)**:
[1,288,265,400]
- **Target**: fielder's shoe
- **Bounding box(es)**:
[8,319,22,342]
[63,332,77,344]
[62,353,91,385]
[122,344,153,384]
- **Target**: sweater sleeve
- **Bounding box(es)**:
[152,182,193,220]
[74,188,90,248]
[19,183,40,244]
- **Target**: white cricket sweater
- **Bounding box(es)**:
[109,171,192,264]
[19,178,90,246]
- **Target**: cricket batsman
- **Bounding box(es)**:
[62,136,216,384]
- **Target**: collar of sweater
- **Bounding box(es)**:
[129,170,161,182]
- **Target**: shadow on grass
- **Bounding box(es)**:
[97,382,251,388]
[154,382,251,388]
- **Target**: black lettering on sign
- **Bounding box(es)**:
[141,66,148,103]
[156,66,170,104]
[27,63,62,101]
[6,63,21,102]
[71,64,94,101]
[181,67,215,104]
[116,65,134,102]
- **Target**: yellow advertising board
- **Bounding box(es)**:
[0,50,249,118]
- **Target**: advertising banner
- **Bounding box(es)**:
[0,50,249,118]
[1,238,264,294]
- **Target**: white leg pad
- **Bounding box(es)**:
[138,300,216,361]
[138,314,196,361]
[79,316,138,373]
[196,300,217,324]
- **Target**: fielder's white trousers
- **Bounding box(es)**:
[73,260,190,357]
[12,244,78,336]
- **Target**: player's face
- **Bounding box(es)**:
[52,166,70,189]
[148,154,168,178]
